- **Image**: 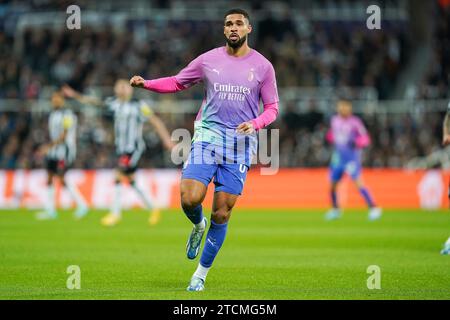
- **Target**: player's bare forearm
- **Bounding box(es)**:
[149,115,174,150]
[74,94,103,107]
[443,113,450,146]
[62,84,103,107]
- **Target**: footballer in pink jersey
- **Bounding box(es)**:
[325,100,382,221]
[130,8,279,291]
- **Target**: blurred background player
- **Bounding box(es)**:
[130,8,279,291]
[440,100,450,255]
[36,90,88,220]
[325,99,382,221]
[62,80,173,226]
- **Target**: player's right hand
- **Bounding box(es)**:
[130,76,145,88]
[442,134,450,146]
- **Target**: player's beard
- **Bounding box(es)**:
[226,34,247,49]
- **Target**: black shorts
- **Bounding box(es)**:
[117,153,140,175]
[46,158,70,175]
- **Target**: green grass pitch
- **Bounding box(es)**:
[0,208,449,299]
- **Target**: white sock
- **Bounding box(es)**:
[46,185,55,214]
[193,263,210,281]
[131,183,154,209]
[111,183,122,217]
[194,218,206,231]
[66,182,86,208]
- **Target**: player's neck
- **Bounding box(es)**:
[117,96,131,102]
[225,43,251,58]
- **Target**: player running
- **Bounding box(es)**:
[440,101,450,255]
[130,8,279,292]
[62,79,173,227]
[36,90,88,220]
[324,99,382,221]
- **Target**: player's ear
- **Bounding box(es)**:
[247,23,252,34]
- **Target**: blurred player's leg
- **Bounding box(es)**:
[61,174,88,219]
[102,175,123,226]
[325,164,343,220]
[325,182,341,220]
[354,177,382,221]
[128,174,160,226]
[331,183,338,209]
[112,181,122,216]
[36,169,57,220]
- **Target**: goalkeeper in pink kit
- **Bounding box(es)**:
[130,8,279,291]
[325,100,382,221]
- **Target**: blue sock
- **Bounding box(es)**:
[182,204,204,225]
[199,220,228,268]
[331,190,338,208]
[359,187,375,208]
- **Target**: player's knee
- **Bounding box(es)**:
[211,208,232,224]
[354,179,363,188]
[180,190,203,210]
[181,195,202,210]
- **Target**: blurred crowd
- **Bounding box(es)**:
[0,104,445,169]
[0,2,410,99]
[0,1,449,169]
[417,3,450,99]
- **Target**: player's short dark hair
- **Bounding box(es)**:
[337,97,352,103]
[224,8,250,22]
[337,99,353,108]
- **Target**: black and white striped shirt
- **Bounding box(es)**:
[48,108,77,163]
[105,97,153,155]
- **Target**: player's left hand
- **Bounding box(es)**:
[236,122,255,135]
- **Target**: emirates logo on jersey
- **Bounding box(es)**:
[214,82,251,101]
